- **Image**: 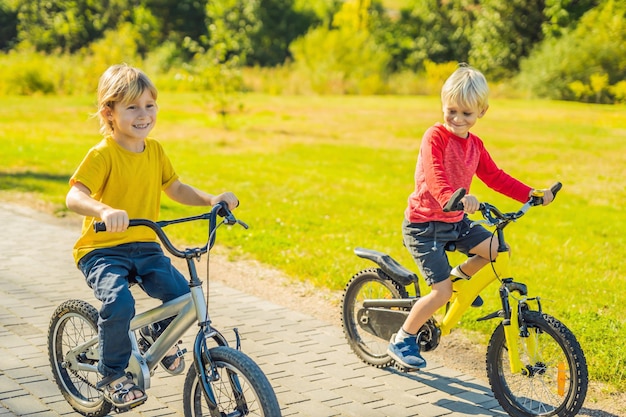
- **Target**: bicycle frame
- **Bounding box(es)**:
[441,189,557,376]
[62,284,227,382]
[444,252,541,375]
[442,254,509,336]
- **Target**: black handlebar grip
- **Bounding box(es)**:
[215,201,230,218]
[531,182,563,206]
[94,221,106,232]
[551,182,562,199]
[443,188,466,212]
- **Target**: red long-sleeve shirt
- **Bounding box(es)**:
[405,123,532,224]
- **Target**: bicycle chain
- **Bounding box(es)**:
[68,367,101,391]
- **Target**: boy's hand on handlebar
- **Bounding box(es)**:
[530,188,555,206]
[540,189,554,206]
[100,208,129,233]
[211,192,239,210]
[461,195,480,214]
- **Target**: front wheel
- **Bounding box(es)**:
[486,310,588,417]
[183,346,281,417]
[48,300,111,417]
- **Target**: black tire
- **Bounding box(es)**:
[48,300,112,417]
[183,346,281,417]
[486,310,588,417]
[341,268,409,368]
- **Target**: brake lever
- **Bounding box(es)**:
[222,216,249,229]
[470,219,494,228]
[223,213,237,225]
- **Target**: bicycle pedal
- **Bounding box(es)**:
[137,337,150,354]
[113,405,131,414]
[113,399,146,414]
[393,362,421,373]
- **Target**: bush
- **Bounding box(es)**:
[516,0,626,103]
[0,48,56,95]
[0,23,147,97]
[290,25,390,95]
[610,80,626,104]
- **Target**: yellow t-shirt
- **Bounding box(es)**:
[70,136,179,263]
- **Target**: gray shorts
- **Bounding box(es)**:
[402,216,493,286]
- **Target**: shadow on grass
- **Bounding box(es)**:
[0,170,71,192]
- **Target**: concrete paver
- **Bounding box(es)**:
[0,203,506,416]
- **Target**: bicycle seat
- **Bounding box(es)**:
[354,247,417,287]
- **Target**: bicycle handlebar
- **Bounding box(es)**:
[93,202,247,258]
[443,188,467,212]
[442,182,562,226]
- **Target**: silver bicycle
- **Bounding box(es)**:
[48,202,281,416]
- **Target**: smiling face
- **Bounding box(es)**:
[442,100,487,139]
[439,65,490,139]
[106,89,157,150]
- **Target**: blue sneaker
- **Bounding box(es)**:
[387,336,427,369]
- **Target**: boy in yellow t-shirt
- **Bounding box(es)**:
[66,64,238,410]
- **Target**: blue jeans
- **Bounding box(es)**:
[78,242,189,380]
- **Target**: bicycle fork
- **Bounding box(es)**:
[498,279,543,375]
[190,280,247,415]
[192,326,247,416]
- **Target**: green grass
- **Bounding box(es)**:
[1,93,625,392]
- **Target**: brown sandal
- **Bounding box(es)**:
[160,345,186,375]
[139,325,186,375]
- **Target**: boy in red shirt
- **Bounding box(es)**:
[387,64,555,370]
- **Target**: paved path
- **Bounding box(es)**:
[0,202,507,417]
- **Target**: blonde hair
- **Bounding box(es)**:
[96,64,158,136]
[441,64,489,111]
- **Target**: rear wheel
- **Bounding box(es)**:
[48,300,111,417]
[486,310,588,417]
[341,268,409,367]
[183,346,281,417]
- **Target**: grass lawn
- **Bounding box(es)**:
[1,93,625,392]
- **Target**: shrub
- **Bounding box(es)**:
[0,48,56,95]
[516,0,626,103]
[290,25,390,94]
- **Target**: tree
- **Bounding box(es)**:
[143,0,209,46]
[468,0,545,80]
[371,0,475,72]
[289,0,390,94]
[14,0,209,55]
[0,0,17,51]
[16,0,134,52]
[188,0,261,126]
[542,0,600,38]
[247,0,320,67]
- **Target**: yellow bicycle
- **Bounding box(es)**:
[341,183,588,417]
